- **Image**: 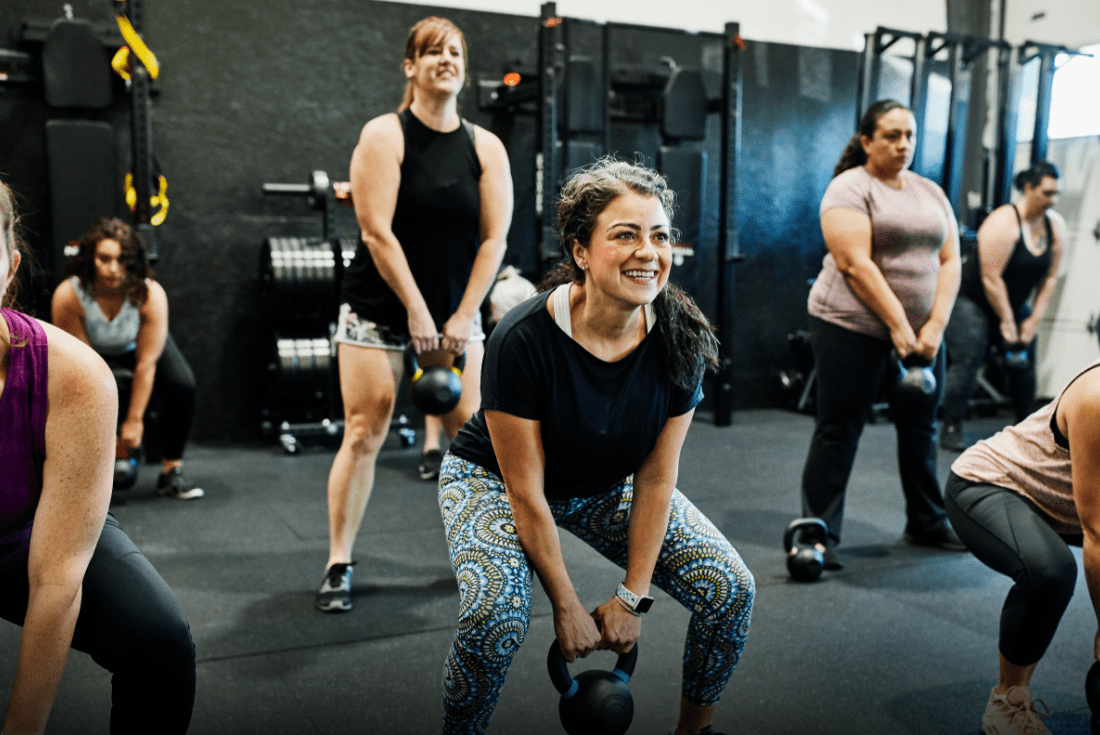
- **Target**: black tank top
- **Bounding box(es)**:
[340,109,482,331]
[959,205,1052,313]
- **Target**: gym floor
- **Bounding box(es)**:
[0,409,1091,735]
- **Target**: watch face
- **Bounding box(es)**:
[635,596,653,613]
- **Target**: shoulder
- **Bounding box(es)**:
[471,124,507,163]
[821,167,871,210]
[1047,208,1068,236]
[1062,364,1100,443]
[977,204,1017,239]
[357,113,404,152]
[52,277,79,304]
[906,171,950,202]
[39,320,115,403]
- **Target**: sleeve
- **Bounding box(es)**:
[819,168,870,218]
[480,310,546,421]
[669,358,705,417]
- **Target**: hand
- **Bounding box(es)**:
[592,596,641,655]
[1000,319,1020,345]
[1095,629,1100,662]
[1018,316,1039,346]
[553,601,602,663]
[889,324,919,361]
[407,308,439,355]
[914,321,944,362]
[440,312,474,356]
[119,418,144,451]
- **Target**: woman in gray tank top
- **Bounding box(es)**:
[51,218,203,499]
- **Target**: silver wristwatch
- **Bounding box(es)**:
[616,582,654,614]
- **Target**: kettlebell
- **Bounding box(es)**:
[1003,343,1030,372]
[403,343,466,416]
[1086,661,1100,735]
[113,441,138,491]
[892,349,936,403]
[547,639,638,735]
[783,518,829,582]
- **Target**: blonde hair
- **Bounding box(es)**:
[398,16,468,112]
[1,180,23,310]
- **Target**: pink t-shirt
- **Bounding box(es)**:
[808,166,956,341]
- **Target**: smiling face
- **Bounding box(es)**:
[93,238,126,291]
[404,31,465,100]
[572,191,672,310]
[861,107,916,176]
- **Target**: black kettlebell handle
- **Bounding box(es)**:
[403,341,467,380]
[892,349,931,370]
[783,518,828,553]
[547,639,638,698]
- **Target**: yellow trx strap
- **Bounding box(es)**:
[112,14,160,80]
[124,172,169,226]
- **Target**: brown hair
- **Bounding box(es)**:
[65,218,153,306]
[398,16,469,112]
[1,180,24,311]
[539,158,720,388]
[833,99,909,177]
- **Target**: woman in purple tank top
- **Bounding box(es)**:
[0,181,195,734]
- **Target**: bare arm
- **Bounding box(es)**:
[915,210,961,361]
[1020,211,1066,345]
[49,281,90,347]
[119,282,168,451]
[440,127,513,355]
[349,114,438,354]
[3,323,116,735]
[1062,371,1100,661]
[977,206,1021,343]
[484,409,601,662]
[593,410,693,654]
[820,207,917,357]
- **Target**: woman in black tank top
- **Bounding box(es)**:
[315,17,513,614]
[941,162,1065,450]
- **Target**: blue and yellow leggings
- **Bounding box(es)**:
[438,453,755,734]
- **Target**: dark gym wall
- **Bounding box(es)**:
[733,40,859,409]
[0,0,538,442]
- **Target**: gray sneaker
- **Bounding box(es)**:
[981,686,1051,734]
[314,563,355,613]
[156,468,204,500]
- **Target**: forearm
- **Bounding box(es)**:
[363,232,430,319]
[454,236,507,321]
[926,255,960,330]
[1028,273,1059,323]
[1084,535,1100,647]
[126,361,156,423]
[623,477,674,596]
[5,585,82,735]
[508,489,580,611]
[981,274,1016,327]
[841,261,910,334]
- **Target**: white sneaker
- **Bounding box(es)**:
[981,686,1051,735]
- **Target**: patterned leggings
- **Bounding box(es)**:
[438,453,755,735]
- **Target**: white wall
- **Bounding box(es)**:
[394,0,946,50]
[390,0,1099,49]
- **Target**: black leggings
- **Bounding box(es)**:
[801,316,948,544]
[0,513,196,734]
[104,333,196,461]
[944,471,1081,666]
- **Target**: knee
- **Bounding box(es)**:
[693,551,755,626]
[1024,556,1077,607]
[342,407,393,457]
[122,613,195,680]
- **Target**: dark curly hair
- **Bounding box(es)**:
[833,99,909,177]
[1014,161,1060,191]
[65,218,153,306]
[538,158,720,388]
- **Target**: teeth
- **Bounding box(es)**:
[624,271,654,279]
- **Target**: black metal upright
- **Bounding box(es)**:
[537,2,564,266]
[713,22,742,426]
[121,0,158,261]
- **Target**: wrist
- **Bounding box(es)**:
[616,582,654,615]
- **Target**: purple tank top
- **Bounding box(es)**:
[0,309,48,569]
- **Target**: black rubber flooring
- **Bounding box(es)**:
[0,410,1091,734]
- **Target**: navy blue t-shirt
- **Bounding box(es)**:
[448,291,703,499]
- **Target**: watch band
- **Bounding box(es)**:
[616,582,654,614]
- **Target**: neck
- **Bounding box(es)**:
[408,94,460,132]
[570,283,645,355]
[864,162,905,189]
[1015,197,1044,222]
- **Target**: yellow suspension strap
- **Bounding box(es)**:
[111,14,160,81]
[124,172,169,226]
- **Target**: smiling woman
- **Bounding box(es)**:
[437,158,752,735]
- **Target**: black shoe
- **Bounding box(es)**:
[822,545,844,570]
[904,525,967,551]
[418,449,443,481]
[939,420,968,452]
[314,562,355,613]
[156,467,204,500]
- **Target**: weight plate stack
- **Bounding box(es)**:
[265,331,334,414]
[261,237,338,320]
